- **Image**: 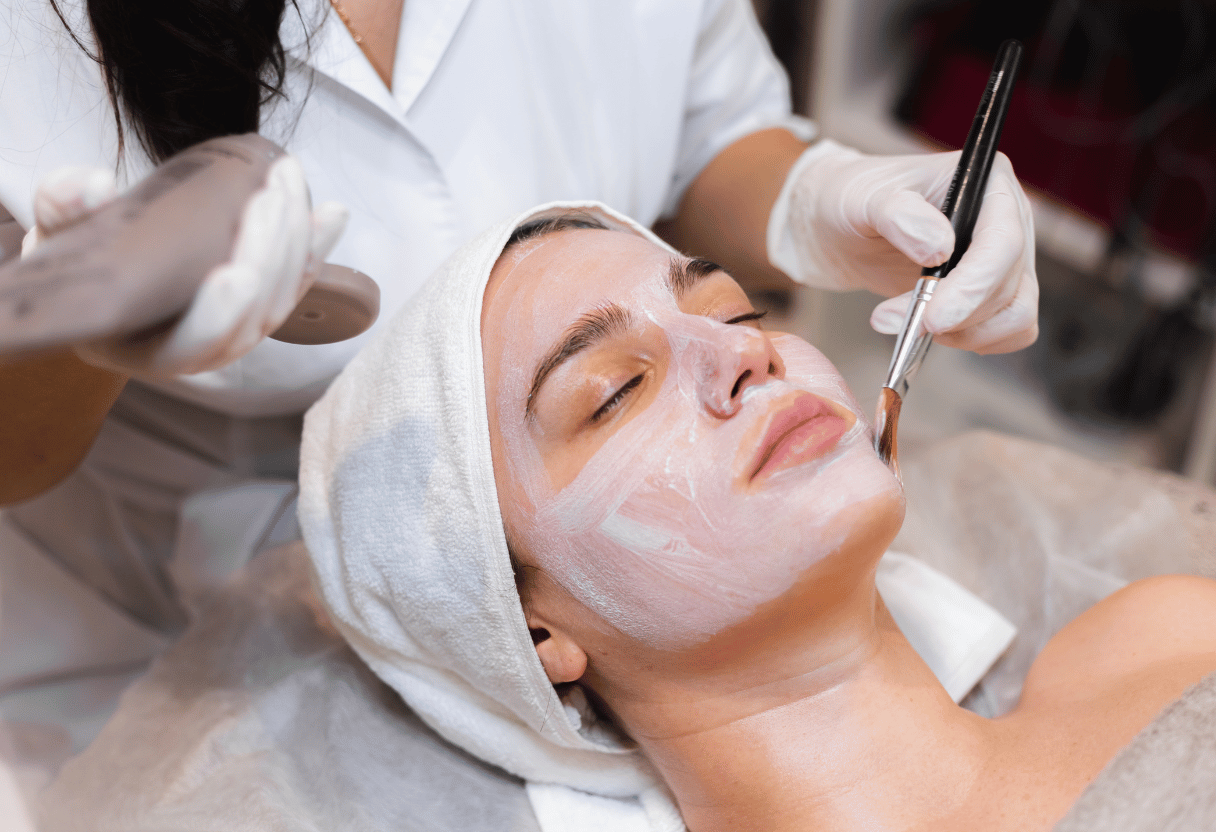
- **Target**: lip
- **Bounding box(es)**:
[744,392,852,484]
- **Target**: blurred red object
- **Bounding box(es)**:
[898,12,1216,263]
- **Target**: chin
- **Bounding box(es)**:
[780,437,907,571]
[670,487,907,663]
[836,485,906,560]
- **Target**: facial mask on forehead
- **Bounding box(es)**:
[492,249,902,649]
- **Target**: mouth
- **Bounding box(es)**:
[744,391,853,484]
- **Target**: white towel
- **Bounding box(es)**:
[297,201,1014,832]
[878,550,1016,703]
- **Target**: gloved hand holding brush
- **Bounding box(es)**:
[768,138,1037,355]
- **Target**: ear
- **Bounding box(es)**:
[527,616,588,684]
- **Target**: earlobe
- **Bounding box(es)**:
[529,619,588,684]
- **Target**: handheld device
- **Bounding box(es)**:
[0,133,379,357]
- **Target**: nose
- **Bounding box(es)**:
[689,320,783,418]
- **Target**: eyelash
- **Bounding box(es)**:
[587,311,767,424]
[725,310,767,326]
[590,373,644,423]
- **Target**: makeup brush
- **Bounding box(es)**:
[874,38,1023,475]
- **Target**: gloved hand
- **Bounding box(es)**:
[22,157,348,377]
[767,139,1037,355]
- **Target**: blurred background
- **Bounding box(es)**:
[749,0,1216,483]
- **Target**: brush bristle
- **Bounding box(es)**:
[874,387,902,476]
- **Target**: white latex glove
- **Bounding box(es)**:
[22,157,348,377]
[768,139,1038,355]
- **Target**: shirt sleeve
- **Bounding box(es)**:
[660,0,817,219]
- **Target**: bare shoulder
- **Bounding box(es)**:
[997,577,1216,825]
[1021,575,1216,706]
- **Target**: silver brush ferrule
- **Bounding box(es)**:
[881,277,938,398]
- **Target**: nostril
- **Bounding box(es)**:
[731,369,752,399]
[768,361,777,376]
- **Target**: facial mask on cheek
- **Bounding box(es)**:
[507,286,902,649]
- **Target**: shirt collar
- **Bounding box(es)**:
[390,0,474,113]
[281,0,473,125]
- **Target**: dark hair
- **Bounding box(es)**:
[50,0,307,163]
[504,213,609,252]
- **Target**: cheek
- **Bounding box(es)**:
[520,400,721,648]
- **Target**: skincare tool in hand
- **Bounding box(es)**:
[0,133,379,357]
[874,38,1023,475]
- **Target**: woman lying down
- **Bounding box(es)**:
[299,203,1216,832]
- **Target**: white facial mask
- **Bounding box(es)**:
[490,233,902,649]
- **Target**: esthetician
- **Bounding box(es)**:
[0,0,1032,777]
[293,203,1216,832]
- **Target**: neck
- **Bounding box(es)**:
[600,592,995,832]
[330,0,404,88]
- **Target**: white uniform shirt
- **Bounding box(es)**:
[0,0,809,789]
[0,0,809,415]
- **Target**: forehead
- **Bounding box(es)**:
[482,228,671,330]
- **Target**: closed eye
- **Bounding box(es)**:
[725,310,767,327]
[590,373,645,424]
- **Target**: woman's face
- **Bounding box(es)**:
[482,226,903,649]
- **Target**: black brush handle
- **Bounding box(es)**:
[924,39,1023,279]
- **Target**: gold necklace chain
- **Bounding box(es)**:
[329,0,364,44]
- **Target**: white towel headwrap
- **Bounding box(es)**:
[299,201,670,800]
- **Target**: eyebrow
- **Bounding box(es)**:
[526,303,634,419]
[667,257,724,300]
[523,256,726,420]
